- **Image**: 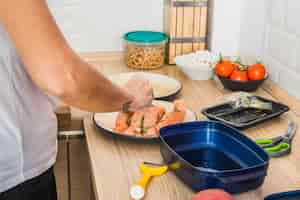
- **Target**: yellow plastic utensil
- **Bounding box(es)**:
[130,162,169,200]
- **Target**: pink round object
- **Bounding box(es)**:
[191,189,234,200]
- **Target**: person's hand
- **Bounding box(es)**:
[124,76,153,112]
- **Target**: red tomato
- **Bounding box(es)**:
[247,63,266,80]
[191,189,234,200]
[230,70,249,82]
[214,61,235,78]
[232,63,239,71]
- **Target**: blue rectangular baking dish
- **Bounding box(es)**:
[265,191,300,200]
[159,121,270,194]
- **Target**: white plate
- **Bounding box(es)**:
[93,100,196,140]
[108,72,182,100]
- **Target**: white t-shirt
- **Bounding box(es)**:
[0,25,58,193]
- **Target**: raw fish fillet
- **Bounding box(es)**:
[130,106,166,132]
[114,100,186,137]
[114,112,132,133]
[156,100,186,130]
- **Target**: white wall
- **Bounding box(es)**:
[47,0,245,55]
[238,0,300,99]
[209,0,245,56]
[238,0,269,62]
[47,0,163,52]
[210,0,269,61]
[263,0,300,99]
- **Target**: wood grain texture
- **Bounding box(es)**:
[85,119,194,200]
[164,0,177,64]
[182,0,194,54]
[175,4,184,58]
[163,0,208,64]
[55,139,92,200]
[262,80,300,117]
[55,106,71,132]
[192,0,202,51]
[70,139,92,200]
[199,0,208,50]
[80,53,300,200]
[54,141,69,200]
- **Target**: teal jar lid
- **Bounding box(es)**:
[124,31,168,43]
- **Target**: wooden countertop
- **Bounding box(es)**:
[78,52,300,200]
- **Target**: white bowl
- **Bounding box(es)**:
[179,63,213,80]
[174,51,217,80]
[175,58,214,80]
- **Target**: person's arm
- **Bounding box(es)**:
[0,0,152,112]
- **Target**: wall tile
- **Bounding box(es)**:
[263,56,282,83]
[267,29,297,70]
[278,68,300,100]
[270,0,286,28]
[286,0,300,36]
[263,24,271,61]
[239,0,269,60]
[241,0,300,100]
[210,0,246,56]
[295,41,300,73]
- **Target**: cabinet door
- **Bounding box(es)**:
[55,140,69,200]
[55,138,93,200]
[70,139,92,200]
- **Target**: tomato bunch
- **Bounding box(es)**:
[214,55,266,82]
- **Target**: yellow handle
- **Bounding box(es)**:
[137,173,152,189]
[140,163,168,176]
[131,163,169,199]
[137,163,168,189]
